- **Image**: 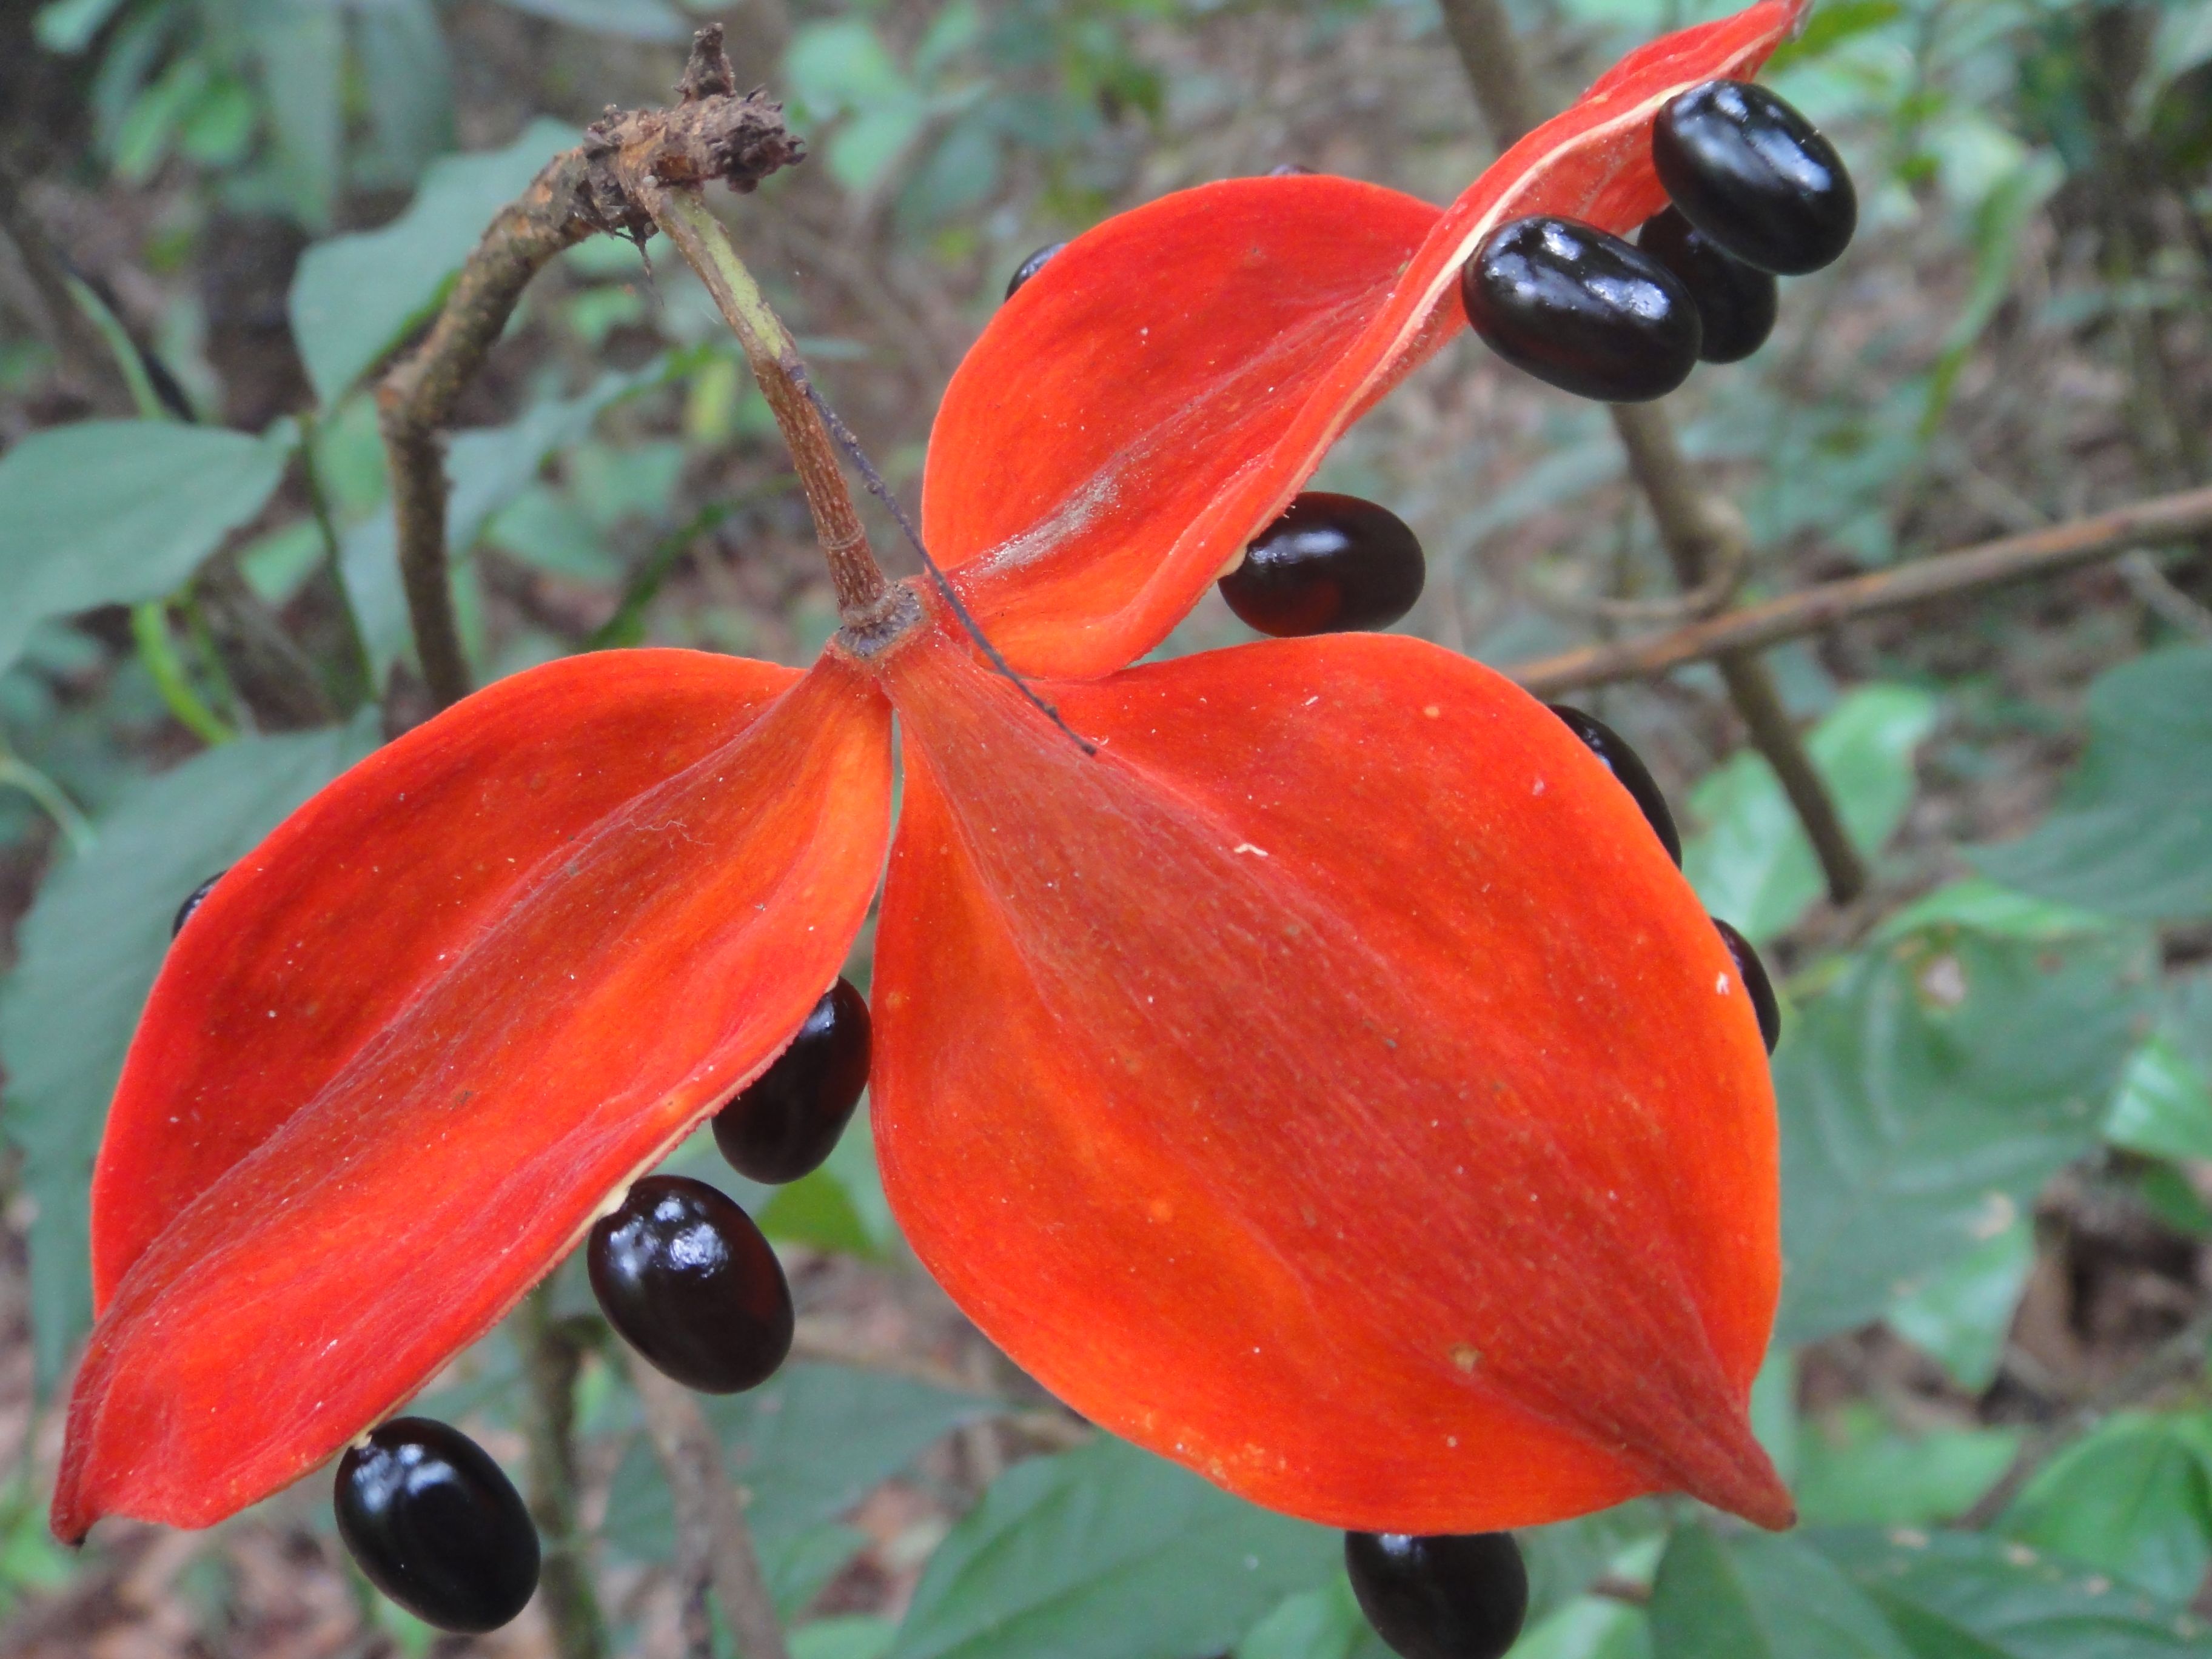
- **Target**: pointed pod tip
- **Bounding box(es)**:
[1668,1413,1796,1532]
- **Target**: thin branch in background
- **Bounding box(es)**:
[1957,1306,2212,1530]
[193,561,340,731]
[627,1356,793,1659]
[1432,0,1868,905]
[1610,404,1869,900]
[374,42,805,709]
[1507,484,2212,695]
[519,1285,609,1659]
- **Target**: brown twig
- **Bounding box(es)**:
[1956,1305,2212,1530]
[1507,484,2212,695]
[627,1356,793,1659]
[1610,406,1868,900]
[520,1287,608,1659]
[1435,0,1868,904]
[373,30,803,708]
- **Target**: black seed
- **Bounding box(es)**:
[1652,80,1855,275]
[1636,206,1777,364]
[1460,215,1700,403]
[588,1175,793,1393]
[1546,704,1682,866]
[714,979,872,1184]
[172,871,226,939]
[1346,1531,1528,1659]
[1219,493,1424,637]
[1713,917,1780,1053]
[334,1418,539,1634]
[1005,241,1066,300]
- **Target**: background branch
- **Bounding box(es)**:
[519,1286,608,1659]
[374,35,803,709]
[628,1356,793,1659]
[1435,0,1868,903]
[1509,484,2212,694]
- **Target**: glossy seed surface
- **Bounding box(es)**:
[1460,216,1700,402]
[1546,704,1682,866]
[172,871,225,939]
[1219,492,1425,637]
[334,1418,539,1634]
[1652,80,1855,275]
[1713,916,1780,1053]
[1637,206,1777,364]
[714,978,872,1184]
[1005,241,1067,299]
[1346,1531,1529,1659]
[588,1175,793,1393]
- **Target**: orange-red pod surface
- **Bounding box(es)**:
[55,652,893,1539]
[873,622,1789,1531]
[928,1,1803,678]
[56,0,1809,1549]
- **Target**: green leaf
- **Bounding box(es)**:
[1875,879,2114,945]
[33,0,130,53]
[352,0,455,189]
[287,119,577,405]
[758,1167,880,1258]
[1513,1595,1652,1659]
[485,486,620,582]
[795,1617,900,1659]
[1794,1407,2022,1526]
[2106,987,2212,1163]
[1685,685,1938,943]
[341,364,663,675]
[2000,1413,2212,1603]
[717,1362,991,1546]
[1885,1216,2036,1392]
[487,0,687,41]
[1521,1504,1667,1626]
[1775,929,2148,1346]
[252,0,346,230]
[889,1436,1338,1659]
[0,720,377,1384]
[787,20,912,115]
[1809,1526,2210,1656]
[0,421,290,679]
[1974,645,2212,922]
[1236,1580,1389,1659]
[605,1361,991,1566]
[1649,1524,1913,1659]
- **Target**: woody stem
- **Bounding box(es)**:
[642,185,897,629]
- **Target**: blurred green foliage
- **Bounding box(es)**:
[2,0,2210,1654]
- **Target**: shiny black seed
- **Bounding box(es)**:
[588,1175,793,1393]
[1546,704,1682,866]
[714,979,872,1184]
[1652,80,1855,275]
[1346,1531,1528,1659]
[1637,206,1777,364]
[172,871,226,939]
[1460,215,1700,403]
[1219,493,1424,637]
[334,1418,539,1634]
[1005,241,1067,299]
[1712,916,1780,1053]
